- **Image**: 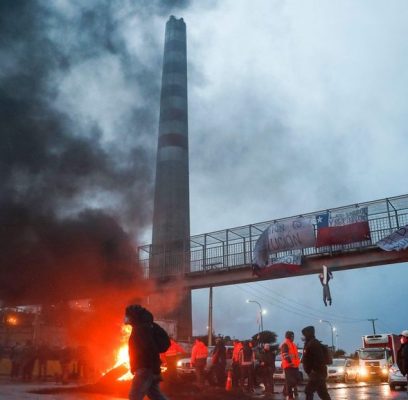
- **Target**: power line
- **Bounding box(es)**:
[236,284,320,321]
[251,282,366,323]
[251,284,332,321]
[377,319,393,333]
[235,283,368,329]
[254,282,365,322]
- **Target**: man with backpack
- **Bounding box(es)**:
[301,326,331,400]
[125,304,169,400]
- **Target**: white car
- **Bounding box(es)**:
[176,345,233,378]
[327,358,358,383]
[273,354,285,380]
[388,364,407,391]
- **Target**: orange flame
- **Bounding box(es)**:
[104,324,168,381]
[104,324,133,381]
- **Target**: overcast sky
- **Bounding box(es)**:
[2,0,407,353]
[181,0,408,352]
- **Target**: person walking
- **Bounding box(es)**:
[191,337,209,388]
[301,326,331,400]
[397,329,408,393]
[125,304,168,400]
[280,331,300,400]
[259,343,275,397]
[239,340,255,392]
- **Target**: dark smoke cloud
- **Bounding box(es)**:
[0,0,190,303]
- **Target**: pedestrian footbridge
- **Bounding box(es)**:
[138,194,408,289]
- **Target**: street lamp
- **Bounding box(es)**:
[319,319,335,351]
[246,300,264,333]
[333,327,339,350]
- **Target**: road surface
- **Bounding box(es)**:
[0,381,406,399]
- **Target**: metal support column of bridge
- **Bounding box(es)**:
[150,16,192,340]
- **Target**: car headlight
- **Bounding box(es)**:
[381,367,388,375]
[338,367,344,374]
[359,367,368,376]
[176,361,183,367]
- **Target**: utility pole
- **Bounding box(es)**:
[368,318,378,334]
[208,287,213,346]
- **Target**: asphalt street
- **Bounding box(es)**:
[0,381,407,399]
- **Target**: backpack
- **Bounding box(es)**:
[321,343,333,365]
[152,322,171,353]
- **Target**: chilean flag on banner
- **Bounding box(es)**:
[315,207,371,247]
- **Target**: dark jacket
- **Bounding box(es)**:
[397,343,408,376]
[259,349,276,371]
[126,306,161,374]
[212,341,226,366]
[302,326,327,377]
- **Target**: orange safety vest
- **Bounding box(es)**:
[232,342,243,363]
[280,339,300,369]
[191,341,208,364]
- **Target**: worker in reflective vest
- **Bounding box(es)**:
[232,340,243,387]
[280,331,300,400]
[191,338,209,387]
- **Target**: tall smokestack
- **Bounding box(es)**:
[151,16,191,340]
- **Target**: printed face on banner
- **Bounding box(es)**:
[377,224,408,251]
[267,217,315,252]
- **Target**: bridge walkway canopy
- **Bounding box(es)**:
[138,194,408,279]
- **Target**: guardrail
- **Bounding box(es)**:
[138,194,408,278]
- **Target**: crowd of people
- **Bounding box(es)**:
[3,302,407,400]
[2,341,92,384]
[190,326,333,400]
[191,336,276,394]
[123,302,408,400]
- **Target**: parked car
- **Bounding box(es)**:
[388,364,407,391]
[327,358,359,383]
[176,345,233,378]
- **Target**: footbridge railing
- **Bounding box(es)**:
[138,194,408,279]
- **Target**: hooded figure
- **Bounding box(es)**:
[125,305,168,400]
[301,326,331,400]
